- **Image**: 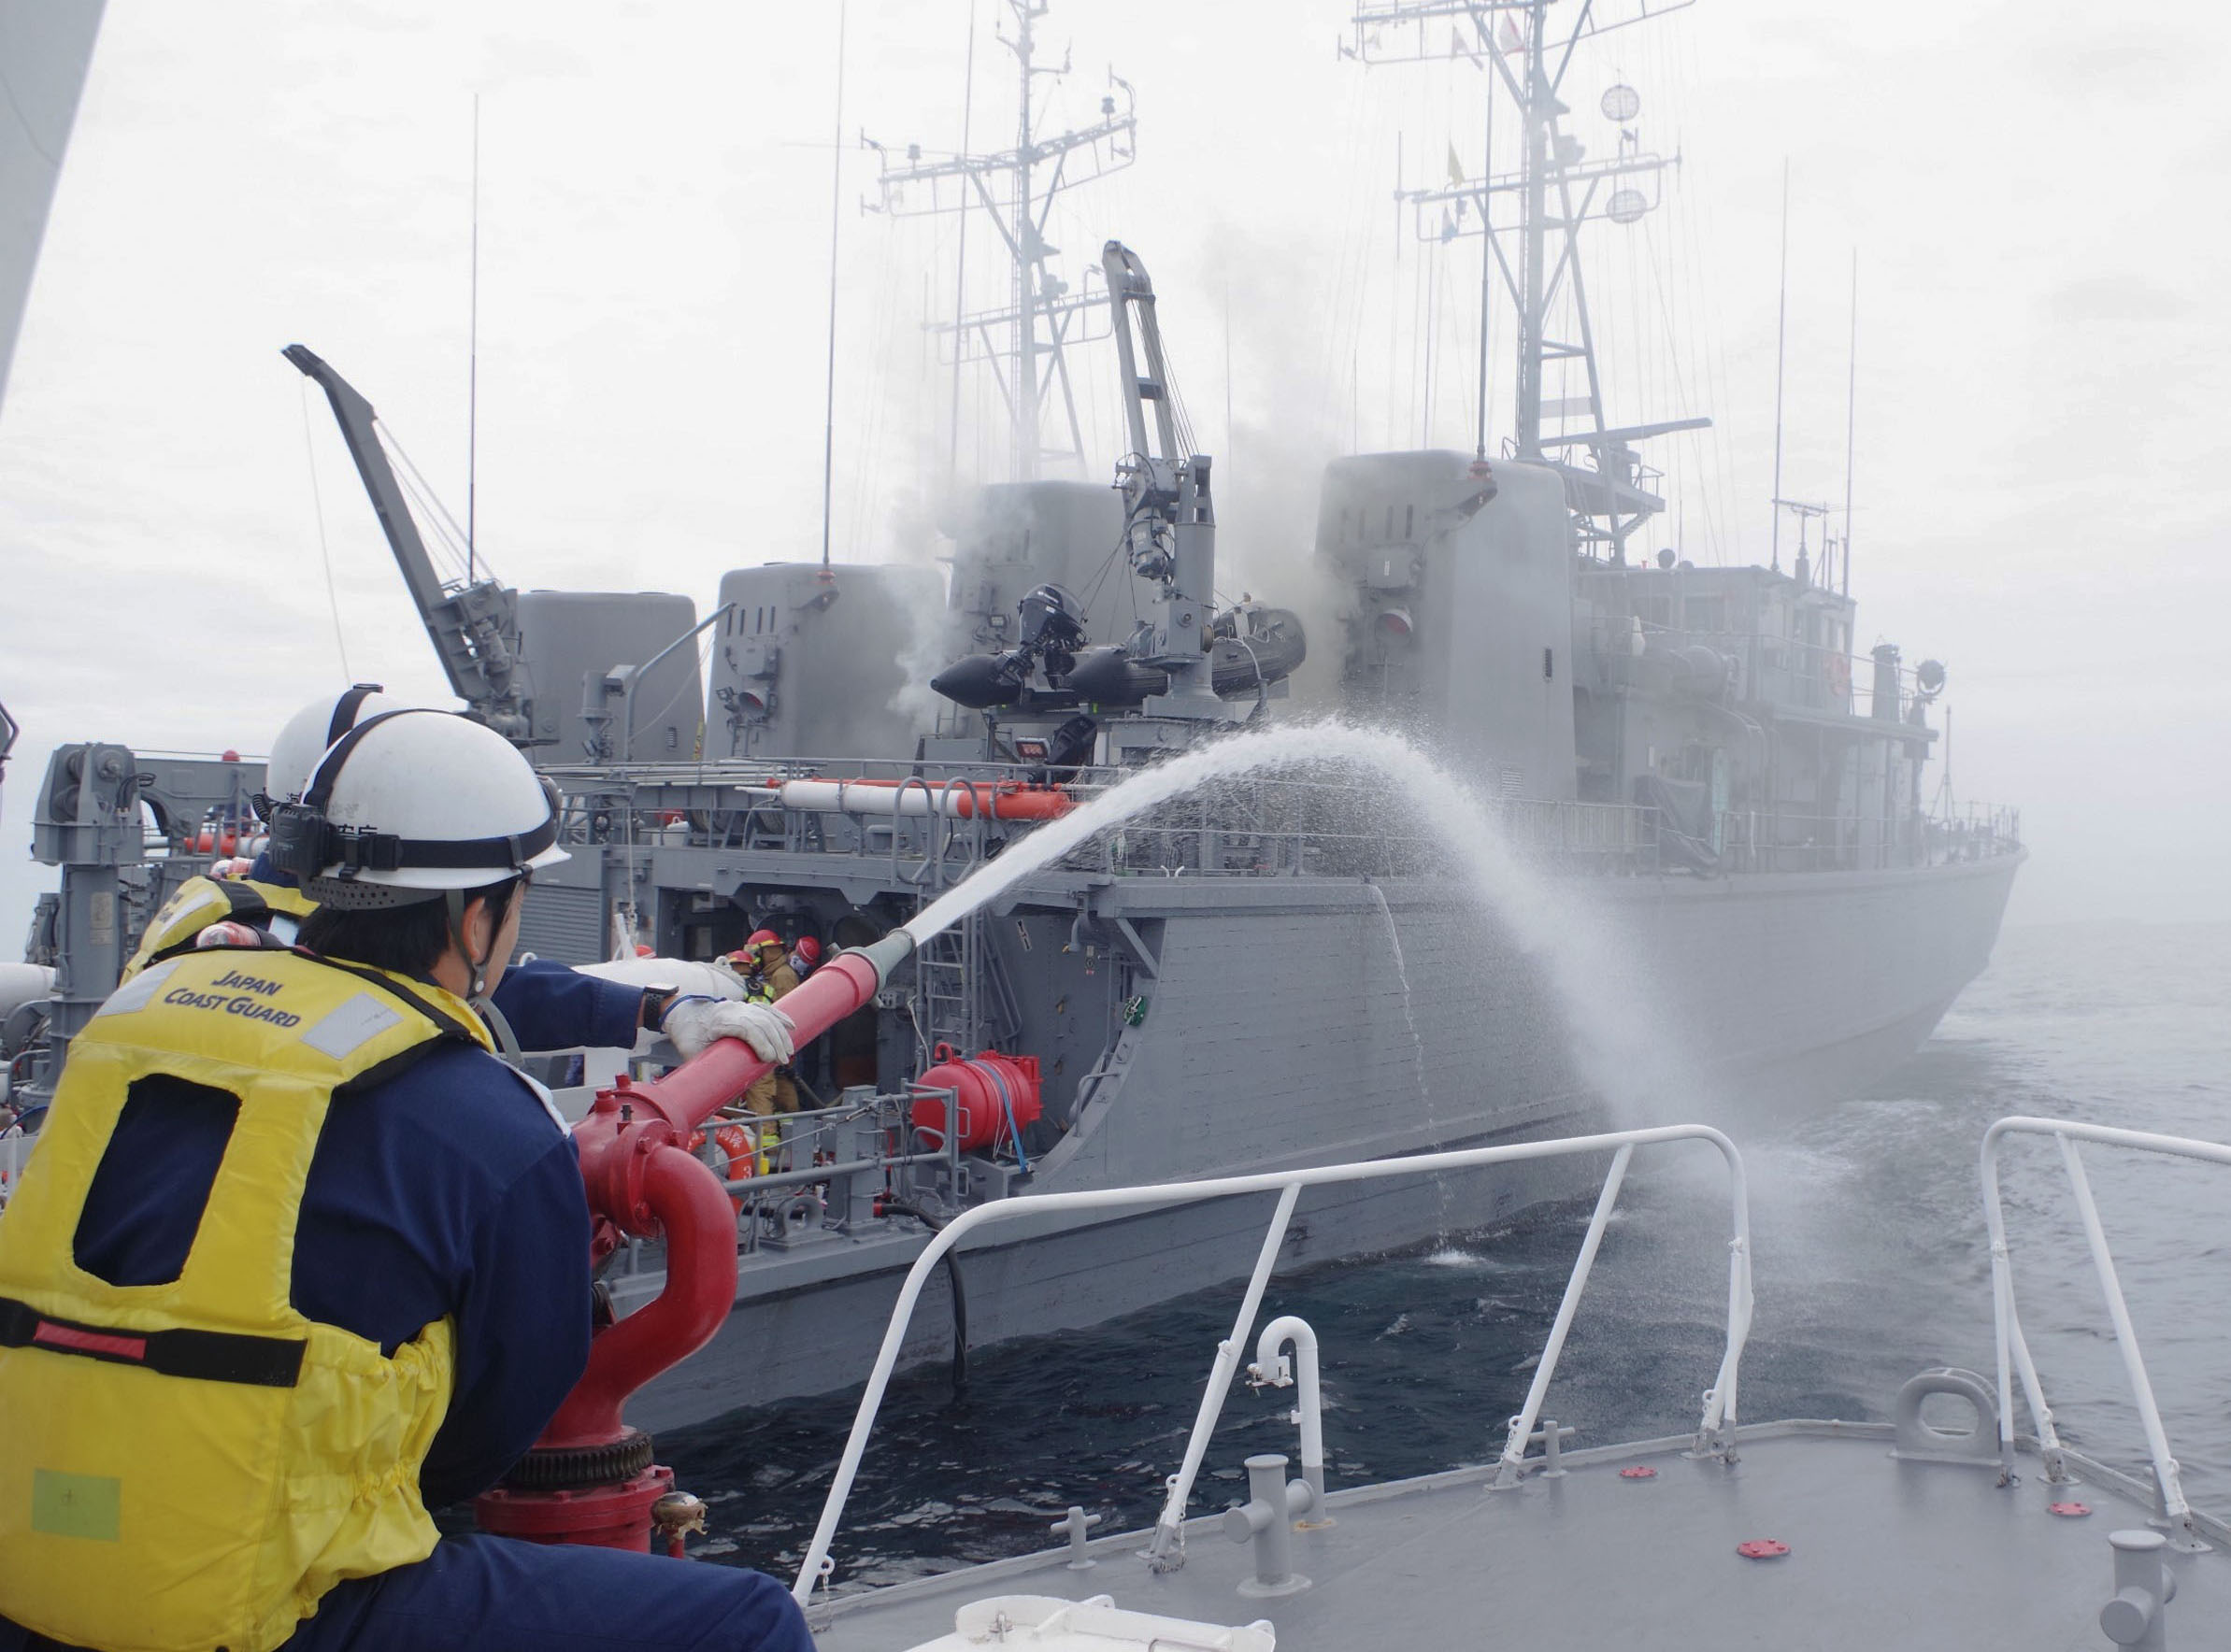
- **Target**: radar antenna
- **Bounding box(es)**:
[865,1,1137,482]
[1346,0,1707,562]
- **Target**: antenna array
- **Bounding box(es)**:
[865,1,1137,482]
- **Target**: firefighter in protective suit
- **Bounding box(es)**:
[0,709,809,1652]
[728,932,802,1117]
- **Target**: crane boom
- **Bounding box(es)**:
[283,344,530,740]
[1101,242,1217,709]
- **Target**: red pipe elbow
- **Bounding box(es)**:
[539,1143,739,1450]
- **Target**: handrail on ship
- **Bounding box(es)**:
[787,1122,1753,1604]
[1981,1115,2231,1552]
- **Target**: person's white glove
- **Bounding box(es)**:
[661,995,794,1063]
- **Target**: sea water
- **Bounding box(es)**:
[665,921,2231,1588]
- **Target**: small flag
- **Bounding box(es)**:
[1439,211,1459,243]
[1447,142,1466,186]
[1498,17,1525,55]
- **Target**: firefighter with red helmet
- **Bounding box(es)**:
[724,931,802,1116]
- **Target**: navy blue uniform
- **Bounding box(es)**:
[489,954,642,1057]
[0,959,810,1652]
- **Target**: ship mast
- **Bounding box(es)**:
[865,2,1137,482]
[1347,0,1706,560]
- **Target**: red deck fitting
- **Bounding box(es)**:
[2047,1502,2092,1517]
[1736,1539,1791,1559]
[1618,1466,1657,1479]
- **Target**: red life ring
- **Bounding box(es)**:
[687,1122,759,1182]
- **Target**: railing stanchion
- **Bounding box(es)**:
[1495,1144,1632,1486]
[1146,1181,1304,1566]
[2056,1132,2195,1535]
[1981,1122,2065,1480]
[1981,1116,2231,1546]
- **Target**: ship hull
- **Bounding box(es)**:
[628,849,2023,1432]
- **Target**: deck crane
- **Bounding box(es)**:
[283,345,532,742]
[1101,241,1224,720]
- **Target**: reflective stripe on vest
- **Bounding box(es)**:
[0,948,490,1652]
[122,874,321,982]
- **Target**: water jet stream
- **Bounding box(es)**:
[901,719,1700,1125]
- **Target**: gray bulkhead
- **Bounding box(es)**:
[1316,453,1578,800]
[949,480,1148,654]
[513,590,701,765]
[709,563,951,762]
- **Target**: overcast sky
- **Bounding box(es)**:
[2,0,2225,933]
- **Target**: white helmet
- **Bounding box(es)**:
[268,709,568,909]
[257,683,404,819]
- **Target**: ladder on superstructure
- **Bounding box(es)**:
[913,906,1024,1058]
[912,913,979,1057]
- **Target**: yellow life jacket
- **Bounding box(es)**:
[122,874,321,982]
[0,948,491,1652]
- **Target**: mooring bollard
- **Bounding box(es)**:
[2100,1529,2177,1649]
[1223,1452,1315,1596]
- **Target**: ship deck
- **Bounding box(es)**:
[809,1424,2229,1651]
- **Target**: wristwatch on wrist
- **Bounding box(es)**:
[638,983,681,1032]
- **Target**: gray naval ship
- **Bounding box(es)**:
[2,0,2023,1430]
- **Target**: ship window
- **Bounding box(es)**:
[1384,504,1396,539]
[1685,596,1726,634]
[1637,597,1672,629]
[1404,504,1415,539]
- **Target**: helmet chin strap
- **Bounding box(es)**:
[445,888,496,1001]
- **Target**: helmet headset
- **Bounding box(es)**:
[267,708,565,998]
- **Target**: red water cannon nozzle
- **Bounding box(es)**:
[476,929,918,1550]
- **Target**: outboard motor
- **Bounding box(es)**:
[932,583,1094,712]
[1016,584,1087,669]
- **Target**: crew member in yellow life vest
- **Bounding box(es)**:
[120,685,398,978]
[0,709,808,1652]
[125,685,755,1070]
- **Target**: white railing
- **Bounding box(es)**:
[1981,1116,2231,1551]
[788,1122,1753,1603]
